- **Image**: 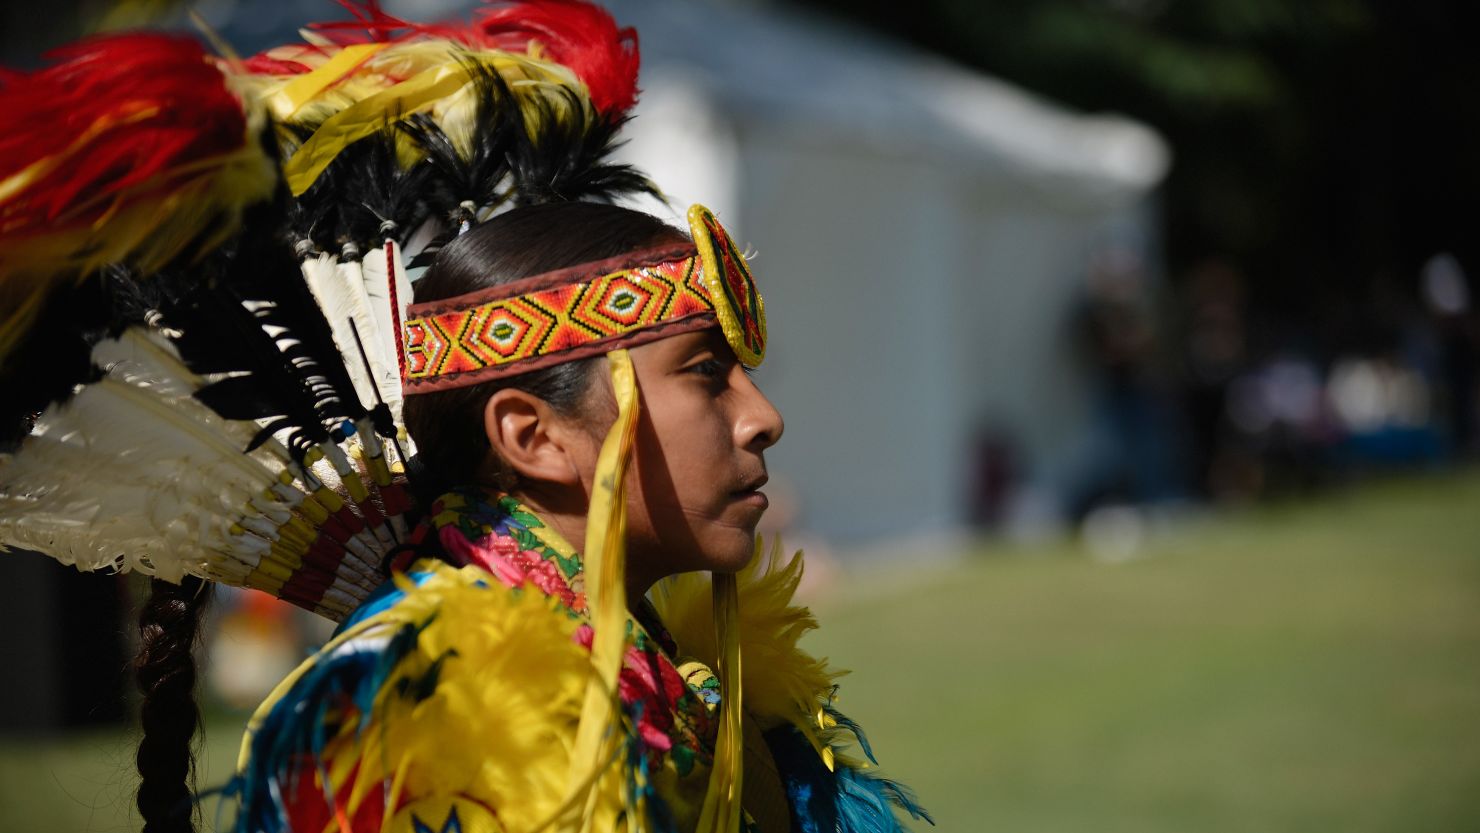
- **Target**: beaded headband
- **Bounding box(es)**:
[400,205,766,393]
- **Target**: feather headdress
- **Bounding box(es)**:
[0,0,652,620]
[0,34,278,436]
[0,34,276,321]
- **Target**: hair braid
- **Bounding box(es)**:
[134,575,211,833]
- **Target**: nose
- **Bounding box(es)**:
[733,369,784,452]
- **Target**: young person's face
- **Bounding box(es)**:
[613,328,783,585]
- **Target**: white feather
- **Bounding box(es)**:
[0,322,408,619]
[360,239,411,423]
[0,417,257,582]
[337,256,388,408]
[301,254,376,410]
[0,331,382,613]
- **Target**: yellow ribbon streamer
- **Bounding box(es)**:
[697,568,744,832]
[551,348,641,833]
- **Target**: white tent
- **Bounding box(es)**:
[604,0,1170,543]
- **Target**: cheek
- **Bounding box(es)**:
[638,394,734,505]
[620,394,763,576]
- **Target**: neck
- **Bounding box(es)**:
[513,486,658,609]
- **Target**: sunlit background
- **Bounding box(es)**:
[1,0,1477,830]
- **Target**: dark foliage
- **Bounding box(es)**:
[798,0,1480,344]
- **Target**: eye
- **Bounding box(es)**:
[687,358,726,379]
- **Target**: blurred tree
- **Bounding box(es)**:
[1,0,191,67]
[796,0,1480,349]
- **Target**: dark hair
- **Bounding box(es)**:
[404,202,688,494]
[134,575,211,833]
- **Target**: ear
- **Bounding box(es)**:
[482,389,588,488]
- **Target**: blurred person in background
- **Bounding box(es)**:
[1069,247,1186,520]
[1177,258,1251,500]
[1422,253,1479,457]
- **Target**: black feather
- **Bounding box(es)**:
[0,266,168,446]
[507,99,657,207]
[276,58,659,259]
[399,61,660,225]
[397,63,523,228]
[159,212,369,462]
[289,126,437,252]
[166,290,330,461]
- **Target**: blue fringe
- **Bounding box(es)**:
[766,707,934,833]
[222,576,433,833]
[335,567,439,635]
[621,698,680,833]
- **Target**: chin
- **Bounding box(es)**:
[700,525,761,574]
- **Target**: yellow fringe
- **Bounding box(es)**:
[696,570,744,832]
[551,348,640,833]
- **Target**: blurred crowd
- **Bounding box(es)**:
[1056,249,1478,523]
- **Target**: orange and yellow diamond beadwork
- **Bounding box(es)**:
[401,204,766,392]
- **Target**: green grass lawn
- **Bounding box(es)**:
[809,472,1480,832]
[2,472,1478,832]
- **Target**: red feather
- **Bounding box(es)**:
[242,54,315,75]
[326,0,413,42]
[0,32,276,366]
[476,0,639,115]
[284,0,640,115]
[0,32,250,235]
[302,0,453,46]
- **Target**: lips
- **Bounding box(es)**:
[733,473,768,494]
[731,473,770,511]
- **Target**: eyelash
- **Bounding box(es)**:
[688,358,726,379]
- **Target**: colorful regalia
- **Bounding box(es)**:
[0,2,929,831]
[230,489,928,833]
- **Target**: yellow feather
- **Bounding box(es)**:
[651,539,844,767]
[234,39,592,197]
[242,562,632,833]
[270,43,389,117]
